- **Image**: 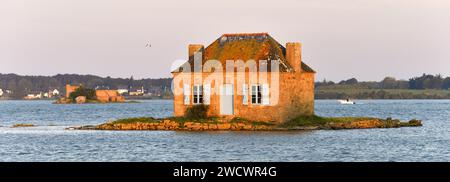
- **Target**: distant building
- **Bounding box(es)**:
[24,92,43,99]
[0,89,3,96]
[95,85,110,90]
[116,86,129,95]
[51,89,60,96]
[129,86,145,96]
[95,90,125,103]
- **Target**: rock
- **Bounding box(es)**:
[66,125,96,130]
[191,123,202,130]
[201,123,209,130]
[184,122,193,128]
[170,121,179,128]
[54,98,72,104]
[327,119,384,130]
[243,124,253,130]
[255,125,270,130]
[208,124,218,130]
[12,123,35,128]
[408,119,422,126]
[289,126,319,130]
[75,96,86,104]
[217,123,231,130]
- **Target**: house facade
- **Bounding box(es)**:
[172,33,315,122]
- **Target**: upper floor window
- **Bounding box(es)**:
[193,85,203,104]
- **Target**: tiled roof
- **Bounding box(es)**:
[173,33,315,73]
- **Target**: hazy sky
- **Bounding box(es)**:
[1,0,449,81]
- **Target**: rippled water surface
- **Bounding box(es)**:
[0,100,449,161]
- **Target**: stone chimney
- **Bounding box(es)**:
[286,42,302,72]
[188,44,204,58]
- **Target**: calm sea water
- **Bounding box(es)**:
[0,100,449,162]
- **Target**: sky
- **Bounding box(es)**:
[1,0,450,82]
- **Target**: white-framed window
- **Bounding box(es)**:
[251,84,262,104]
[193,84,203,104]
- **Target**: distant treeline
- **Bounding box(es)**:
[316,74,450,99]
[0,73,172,99]
[316,74,450,90]
[2,73,449,100]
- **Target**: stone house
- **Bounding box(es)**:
[95,90,125,103]
[171,33,315,122]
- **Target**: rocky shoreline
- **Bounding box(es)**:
[68,117,422,131]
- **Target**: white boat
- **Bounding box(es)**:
[338,99,355,104]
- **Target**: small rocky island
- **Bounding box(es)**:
[70,105,422,131]
[72,116,421,131]
[55,84,125,104]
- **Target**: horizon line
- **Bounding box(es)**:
[1,72,448,83]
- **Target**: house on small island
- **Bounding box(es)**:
[172,33,315,122]
[65,84,125,103]
[95,90,125,102]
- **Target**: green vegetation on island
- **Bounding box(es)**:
[68,86,96,101]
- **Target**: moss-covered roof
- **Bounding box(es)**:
[173,33,315,73]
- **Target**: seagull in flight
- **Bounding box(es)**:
[145,43,151,47]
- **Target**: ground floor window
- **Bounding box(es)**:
[193,84,203,104]
[251,84,261,104]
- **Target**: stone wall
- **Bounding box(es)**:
[172,71,315,122]
[97,120,274,131]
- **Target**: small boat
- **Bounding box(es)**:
[338,99,355,105]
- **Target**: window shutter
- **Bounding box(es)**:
[183,84,190,105]
[204,84,211,105]
[242,84,248,105]
[262,84,269,105]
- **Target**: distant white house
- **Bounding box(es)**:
[129,86,145,96]
[117,89,129,95]
[0,89,3,96]
[51,89,59,96]
[24,92,42,99]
